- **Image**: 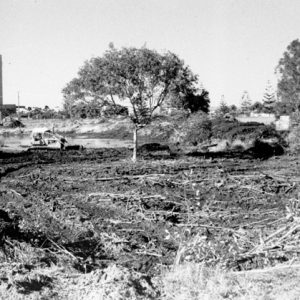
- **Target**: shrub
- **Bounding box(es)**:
[145,111,190,143]
[169,112,212,146]
[183,113,212,146]
[147,122,176,142]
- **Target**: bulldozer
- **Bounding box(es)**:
[30,128,67,150]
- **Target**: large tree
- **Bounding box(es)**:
[276,39,300,113]
[62,45,198,161]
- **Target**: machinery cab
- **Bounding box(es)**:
[31,128,67,149]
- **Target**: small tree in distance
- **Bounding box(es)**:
[215,100,230,117]
[251,101,264,113]
[262,80,276,113]
[240,90,252,115]
[62,45,198,161]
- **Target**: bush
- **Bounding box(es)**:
[144,111,190,143]
[183,113,212,146]
[154,114,285,152]
[148,122,177,141]
[169,112,212,146]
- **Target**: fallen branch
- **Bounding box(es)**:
[177,223,234,230]
[276,224,300,244]
[264,226,290,243]
[230,263,300,275]
[47,238,78,261]
[135,251,162,257]
[242,217,284,228]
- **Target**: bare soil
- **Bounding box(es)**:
[0,148,300,298]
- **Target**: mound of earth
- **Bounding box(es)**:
[138,143,170,152]
[1,117,25,128]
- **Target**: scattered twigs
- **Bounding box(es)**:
[87,192,168,202]
[2,153,300,278]
[276,224,300,244]
[239,185,275,196]
[264,226,288,243]
[64,173,168,183]
[258,171,292,183]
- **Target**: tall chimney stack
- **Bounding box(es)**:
[0,55,3,121]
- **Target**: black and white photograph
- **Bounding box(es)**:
[1,0,300,299]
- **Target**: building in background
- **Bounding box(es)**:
[2,104,17,116]
[0,55,19,121]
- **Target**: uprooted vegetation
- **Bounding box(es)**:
[0,117,25,128]
[146,113,286,156]
[1,149,300,298]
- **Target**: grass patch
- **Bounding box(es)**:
[161,263,300,300]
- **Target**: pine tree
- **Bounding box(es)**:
[262,81,276,113]
[215,95,230,116]
[240,90,252,115]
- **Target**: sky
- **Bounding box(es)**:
[1,0,300,109]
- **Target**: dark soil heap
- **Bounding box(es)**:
[1,117,25,128]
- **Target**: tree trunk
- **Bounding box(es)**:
[132,126,138,162]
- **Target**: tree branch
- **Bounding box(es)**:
[151,82,170,114]
[109,93,117,106]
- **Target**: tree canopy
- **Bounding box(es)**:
[172,88,210,113]
[276,39,300,113]
[63,45,198,124]
[62,45,199,160]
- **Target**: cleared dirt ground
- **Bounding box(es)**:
[1,148,300,299]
